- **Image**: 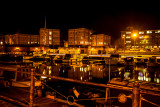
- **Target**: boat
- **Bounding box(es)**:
[108,78,160,91]
[133,56,148,65]
[0,66,41,87]
[53,55,63,63]
[82,56,105,64]
[147,57,158,67]
[124,57,134,66]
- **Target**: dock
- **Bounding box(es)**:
[0,87,84,107]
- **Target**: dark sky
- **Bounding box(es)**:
[1,1,160,44]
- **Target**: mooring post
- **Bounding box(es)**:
[109,58,111,82]
[132,81,140,107]
[29,67,35,107]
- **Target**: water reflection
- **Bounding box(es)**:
[36,62,160,84]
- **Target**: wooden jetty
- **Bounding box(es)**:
[0,87,84,107]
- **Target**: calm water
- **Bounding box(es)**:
[35,61,160,84]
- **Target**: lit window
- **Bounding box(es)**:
[126,36,130,38]
[126,32,131,34]
[146,31,152,34]
[99,42,103,44]
[155,30,160,33]
[49,41,52,44]
[49,36,52,40]
[80,41,84,44]
[139,32,144,34]
[139,36,144,39]
[49,31,52,35]
[85,41,88,44]
[81,36,84,39]
[126,41,131,43]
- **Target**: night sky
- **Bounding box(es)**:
[1,1,160,44]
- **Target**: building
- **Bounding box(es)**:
[90,34,111,54]
[121,29,160,49]
[0,35,5,52]
[68,28,94,47]
[91,34,111,47]
[4,34,40,52]
[39,28,60,47]
[5,34,39,45]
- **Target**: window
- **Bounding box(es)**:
[126,32,131,34]
[126,41,131,43]
[155,30,160,33]
[99,42,103,44]
[81,36,84,39]
[49,31,52,35]
[126,36,131,38]
[80,41,84,44]
[139,36,143,39]
[146,31,152,34]
[139,32,144,34]
[85,41,88,44]
[49,36,52,40]
[49,41,52,44]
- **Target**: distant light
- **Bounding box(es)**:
[133,34,137,37]
[41,76,47,79]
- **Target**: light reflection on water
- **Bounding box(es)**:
[36,62,160,84]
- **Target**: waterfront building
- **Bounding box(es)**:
[0,35,4,52]
[91,34,111,47]
[39,28,60,47]
[121,29,160,49]
[5,34,39,45]
[4,34,40,52]
[90,34,111,54]
[68,28,94,47]
[68,28,94,54]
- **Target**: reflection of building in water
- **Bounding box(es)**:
[68,65,91,81]
[122,66,160,83]
[39,64,60,77]
[91,64,106,79]
[51,65,60,77]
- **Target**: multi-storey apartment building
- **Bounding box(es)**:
[5,34,39,45]
[91,34,111,47]
[68,28,94,47]
[121,29,160,49]
[39,28,60,47]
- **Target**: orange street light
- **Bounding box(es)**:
[133,33,137,37]
[132,33,137,48]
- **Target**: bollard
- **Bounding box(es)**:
[37,89,42,97]
[29,68,35,107]
[132,81,140,107]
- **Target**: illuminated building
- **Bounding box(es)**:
[121,29,160,49]
[39,28,60,47]
[0,35,4,52]
[3,34,39,52]
[91,34,111,47]
[90,34,111,54]
[5,34,39,45]
[68,28,94,47]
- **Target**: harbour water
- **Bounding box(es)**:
[36,61,160,84]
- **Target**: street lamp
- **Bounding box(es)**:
[122,34,125,55]
[133,33,137,49]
